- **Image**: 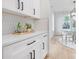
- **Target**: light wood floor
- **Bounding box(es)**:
[45,37,76,59]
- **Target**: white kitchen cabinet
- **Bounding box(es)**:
[2,0,19,12]
[33,0,40,18]
[26,36,42,59]
[41,33,48,59]
[3,0,40,19]
[2,0,25,13]
[3,40,36,59]
[33,42,42,59]
[20,0,40,18]
[3,34,44,59]
[3,40,27,59]
[26,41,39,59]
[22,0,33,16]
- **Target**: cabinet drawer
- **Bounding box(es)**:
[3,34,43,50]
[3,34,43,59]
[3,40,26,53]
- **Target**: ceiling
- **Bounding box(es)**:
[50,0,75,12]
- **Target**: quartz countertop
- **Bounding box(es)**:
[3,31,48,47]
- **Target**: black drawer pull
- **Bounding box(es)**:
[30,52,32,59]
[33,9,35,15]
[43,42,45,49]
[27,41,36,45]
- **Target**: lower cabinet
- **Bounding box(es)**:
[3,41,27,59]
[41,33,48,59]
[3,33,48,59]
[32,42,42,59]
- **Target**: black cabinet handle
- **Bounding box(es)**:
[43,42,45,49]
[27,41,36,45]
[33,50,35,59]
[43,35,47,37]
[21,2,24,11]
[30,52,32,59]
[33,9,35,15]
[17,0,20,9]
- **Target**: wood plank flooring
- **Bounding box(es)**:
[45,37,76,59]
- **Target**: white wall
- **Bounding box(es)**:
[54,12,69,33]
[49,11,54,39]
[50,0,74,12]
[34,19,48,31]
[40,0,50,19]
[40,0,53,39]
[40,0,55,39]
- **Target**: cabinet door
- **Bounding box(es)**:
[41,33,48,59]
[3,46,26,59]
[27,35,42,59]
[23,0,33,16]
[33,0,40,18]
[33,42,42,59]
[3,40,32,59]
[2,0,19,12]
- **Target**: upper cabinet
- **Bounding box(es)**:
[2,0,19,12]
[2,0,40,19]
[21,0,33,16]
[33,0,40,18]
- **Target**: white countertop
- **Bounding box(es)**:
[3,31,48,47]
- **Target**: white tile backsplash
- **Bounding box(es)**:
[2,12,35,35]
[2,12,48,35]
[34,19,48,31]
